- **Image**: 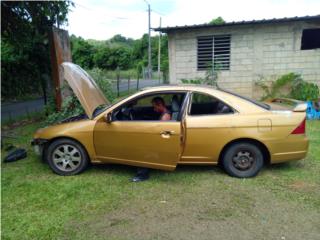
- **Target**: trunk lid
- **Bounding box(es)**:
[61,62,109,119]
[265,98,307,112]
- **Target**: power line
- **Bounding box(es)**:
[151,9,165,16]
[73,2,129,20]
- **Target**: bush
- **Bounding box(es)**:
[181,67,220,87]
[291,81,319,101]
[255,73,319,101]
[46,95,84,124]
[181,79,202,84]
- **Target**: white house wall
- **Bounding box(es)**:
[167,21,320,98]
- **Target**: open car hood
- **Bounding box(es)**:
[61,62,109,118]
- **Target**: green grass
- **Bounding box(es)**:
[1,121,320,240]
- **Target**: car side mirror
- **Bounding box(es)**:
[105,112,112,123]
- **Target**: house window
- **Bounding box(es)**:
[301,28,320,50]
[197,35,231,71]
[213,35,231,70]
[197,36,213,70]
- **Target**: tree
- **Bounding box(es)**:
[70,35,96,69]
[209,17,225,25]
[93,46,112,69]
[1,1,72,101]
[70,32,169,75]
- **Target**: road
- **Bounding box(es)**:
[1,79,162,122]
[1,98,45,122]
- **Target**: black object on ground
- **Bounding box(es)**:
[3,148,27,163]
[131,168,150,182]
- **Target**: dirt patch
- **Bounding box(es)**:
[288,180,317,192]
[64,179,320,240]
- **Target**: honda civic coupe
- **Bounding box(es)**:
[32,62,309,178]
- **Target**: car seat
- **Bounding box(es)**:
[171,95,181,120]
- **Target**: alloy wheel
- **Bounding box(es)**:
[52,144,82,172]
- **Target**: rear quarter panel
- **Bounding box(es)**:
[183,111,308,164]
[229,111,308,163]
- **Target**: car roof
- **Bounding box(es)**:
[141,84,269,114]
[142,84,216,92]
[141,84,227,96]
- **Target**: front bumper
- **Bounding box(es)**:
[31,138,48,156]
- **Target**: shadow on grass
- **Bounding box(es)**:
[88,163,225,182]
[264,160,306,172]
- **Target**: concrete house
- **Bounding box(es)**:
[155,15,320,98]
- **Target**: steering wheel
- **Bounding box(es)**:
[121,106,134,120]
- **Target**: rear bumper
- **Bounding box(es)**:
[268,135,309,163]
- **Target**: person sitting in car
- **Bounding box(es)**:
[151,96,171,121]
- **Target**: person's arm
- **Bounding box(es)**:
[161,113,171,121]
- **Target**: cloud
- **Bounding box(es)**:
[67,0,320,40]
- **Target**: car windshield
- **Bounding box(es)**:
[92,96,128,118]
[219,88,271,110]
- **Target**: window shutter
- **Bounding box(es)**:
[197,36,213,70]
[197,35,231,71]
[213,35,231,70]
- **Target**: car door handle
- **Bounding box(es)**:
[160,130,175,136]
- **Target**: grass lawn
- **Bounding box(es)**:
[1,121,320,240]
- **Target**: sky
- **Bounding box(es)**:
[67,0,320,40]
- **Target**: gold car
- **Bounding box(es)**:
[32,63,309,178]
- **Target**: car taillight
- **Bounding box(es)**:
[291,118,306,134]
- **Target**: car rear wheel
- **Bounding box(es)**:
[46,138,89,176]
[222,142,264,178]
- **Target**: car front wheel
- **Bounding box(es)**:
[46,138,89,176]
[222,142,264,178]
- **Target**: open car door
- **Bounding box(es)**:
[94,120,181,170]
[93,92,189,170]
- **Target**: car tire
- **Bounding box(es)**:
[222,142,264,178]
[46,138,89,176]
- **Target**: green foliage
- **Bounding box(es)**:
[181,79,203,84]
[1,1,72,101]
[45,95,84,124]
[70,35,96,69]
[92,46,132,70]
[109,34,134,48]
[181,66,220,87]
[209,17,225,25]
[255,73,319,101]
[70,33,169,76]
[205,67,219,87]
[291,81,319,101]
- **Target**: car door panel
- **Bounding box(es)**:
[93,120,181,170]
[181,114,236,163]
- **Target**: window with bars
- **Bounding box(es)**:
[197,35,231,71]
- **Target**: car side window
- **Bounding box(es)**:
[112,92,186,121]
[190,92,233,116]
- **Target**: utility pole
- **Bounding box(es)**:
[158,17,161,84]
[147,3,152,80]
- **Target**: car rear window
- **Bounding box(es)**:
[219,89,271,110]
